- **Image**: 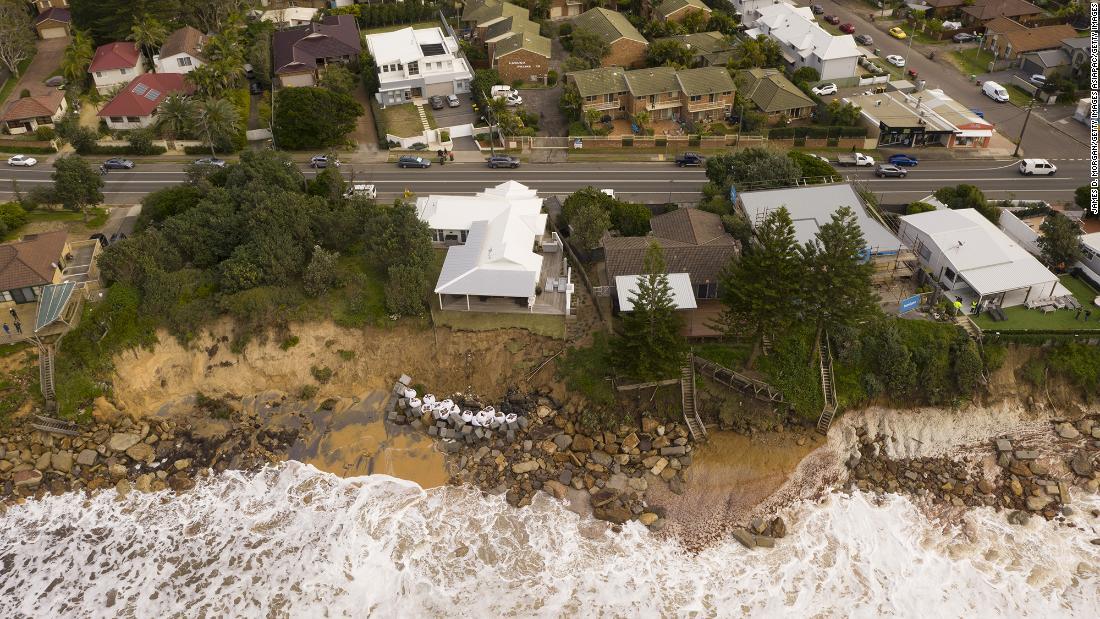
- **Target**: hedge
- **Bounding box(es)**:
[768,125,867,139]
[0,143,57,154]
[226,87,250,151]
[183,144,234,155]
[76,143,167,156]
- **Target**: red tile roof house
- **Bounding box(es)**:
[89,42,144,93]
[2,90,66,135]
[0,230,70,305]
[97,73,195,130]
[273,14,362,88]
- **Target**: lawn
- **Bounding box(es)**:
[2,207,110,241]
[693,340,753,369]
[1005,84,1037,107]
[975,275,1100,333]
[362,21,439,35]
[378,103,433,138]
[948,49,996,78]
[0,54,37,106]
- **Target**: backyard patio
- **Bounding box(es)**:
[975,275,1100,333]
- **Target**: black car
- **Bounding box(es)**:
[103,158,134,169]
[855,34,873,46]
[874,164,908,178]
[88,233,109,248]
[487,155,520,169]
[810,4,824,14]
[429,95,445,110]
[675,152,705,167]
[249,81,262,95]
[397,155,431,168]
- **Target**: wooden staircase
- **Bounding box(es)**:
[761,333,773,356]
[681,357,706,442]
[692,355,785,404]
[956,315,983,343]
[815,332,839,435]
[38,342,56,401]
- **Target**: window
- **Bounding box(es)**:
[697,282,718,299]
[0,291,11,303]
[120,68,128,75]
[408,61,419,76]
[178,57,192,67]
[690,95,702,102]
[943,267,957,283]
[95,71,102,78]
[110,116,124,123]
[126,116,140,122]
[918,244,931,260]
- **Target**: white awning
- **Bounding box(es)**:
[956,129,992,138]
[615,274,698,311]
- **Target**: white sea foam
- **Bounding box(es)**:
[1,462,1098,617]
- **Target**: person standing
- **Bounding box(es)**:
[13,321,21,335]
[7,307,16,320]
[2,323,10,337]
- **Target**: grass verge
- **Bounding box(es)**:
[948,49,996,78]
[3,207,110,241]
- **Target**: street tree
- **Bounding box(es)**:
[646,39,693,69]
[933,184,999,223]
[800,206,877,334]
[616,242,686,380]
[718,207,804,337]
[1037,211,1083,270]
[191,97,240,158]
[52,155,104,222]
[570,28,610,68]
[0,2,35,78]
[705,147,801,191]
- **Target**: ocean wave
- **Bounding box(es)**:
[1,462,1097,617]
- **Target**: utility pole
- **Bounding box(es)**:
[480,88,497,156]
[1012,100,1035,158]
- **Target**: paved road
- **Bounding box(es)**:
[0,159,1087,206]
[806,0,1090,158]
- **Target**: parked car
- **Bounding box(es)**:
[1018,159,1056,176]
[969,107,985,118]
[952,32,976,43]
[193,157,226,168]
[889,27,907,39]
[109,231,128,244]
[855,34,873,45]
[310,155,339,168]
[839,23,855,34]
[837,153,875,166]
[249,81,262,95]
[824,15,840,25]
[1029,74,1047,86]
[244,63,255,79]
[429,95,445,110]
[874,164,908,178]
[447,94,460,108]
[812,83,838,96]
[487,155,520,168]
[103,158,134,169]
[982,81,1009,102]
[811,4,824,14]
[7,154,37,167]
[343,183,377,199]
[397,155,431,168]
[502,92,522,106]
[675,152,705,167]
[888,154,919,166]
[490,85,514,98]
[44,75,64,87]
[886,54,906,67]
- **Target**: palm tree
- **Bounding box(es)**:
[128,15,168,68]
[191,97,239,159]
[60,30,94,85]
[155,94,195,148]
[633,110,650,135]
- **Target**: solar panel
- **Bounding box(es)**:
[145,89,160,100]
[132,83,148,95]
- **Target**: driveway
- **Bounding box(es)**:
[431,93,480,127]
[2,37,68,109]
[350,83,380,156]
[518,85,567,136]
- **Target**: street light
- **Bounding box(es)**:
[903,26,915,66]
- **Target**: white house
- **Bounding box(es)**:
[898,208,1063,309]
[744,3,860,80]
[97,73,194,130]
[154,26,206,75]
[1079,233,1100,282]
[88,42,144,92]
[732,0,793,26]
[365,26,473,107]
[419,182,569,313]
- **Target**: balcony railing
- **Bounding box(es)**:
[646,100,681,111]
[685,99,729,112]
[583,100,620,111]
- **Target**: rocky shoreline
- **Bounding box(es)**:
[844,414,1100,525]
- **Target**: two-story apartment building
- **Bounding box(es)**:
[155,26,206,75]
[568,65,734,127]
[572,8,649,69]
[462,0,552,84]
[89,42,144,93]
[745,3,861,80]
[365,26,473,107]
[273,14,361,87]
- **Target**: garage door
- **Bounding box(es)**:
[39,26,68,39]
[423,82,452,97]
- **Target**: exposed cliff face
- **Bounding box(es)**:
[111,320,561,415]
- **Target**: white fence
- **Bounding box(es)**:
[388,123,492,150]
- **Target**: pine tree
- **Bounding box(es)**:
[718,207,804,338]
[801,206,878,334]
[1036,211,1082,271]
[616,242,686,380]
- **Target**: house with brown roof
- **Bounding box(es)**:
[155,26,207,74]
[659,31,736,67]
[97,73,194,130]
[961,0,1044,26]
[653,0,712,24]
[2,90,66,135]
[273,14,362,87]
[569,65,735,127]
[0,231,70,305]
[32,6,70,39]
[735,68,816,122]
[89,42,144,92]
[27,0,69,14]
[983,19,1077,61]
[572,8,649,69]
[604,208,739,303]
[462,0,552,84]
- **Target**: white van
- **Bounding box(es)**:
[1018,159,1057,176]
[982,81,1009,102]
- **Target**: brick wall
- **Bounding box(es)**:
[602,39,648,69]
[496,48,550,83]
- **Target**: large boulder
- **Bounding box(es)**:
[108,433,142,452]
[1055,423,1080,439]
[1070,452,1095,477]
[731,528,756,549]
[571,434,595,452]
[51,451,73,474]
[125,443,154,463]
[542,479,568,500]
[512,460,540,474]
[12,469,42,488]
[76,449,97,467]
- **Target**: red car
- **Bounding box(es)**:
[824,15,840,25]
[840,23,856,34]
